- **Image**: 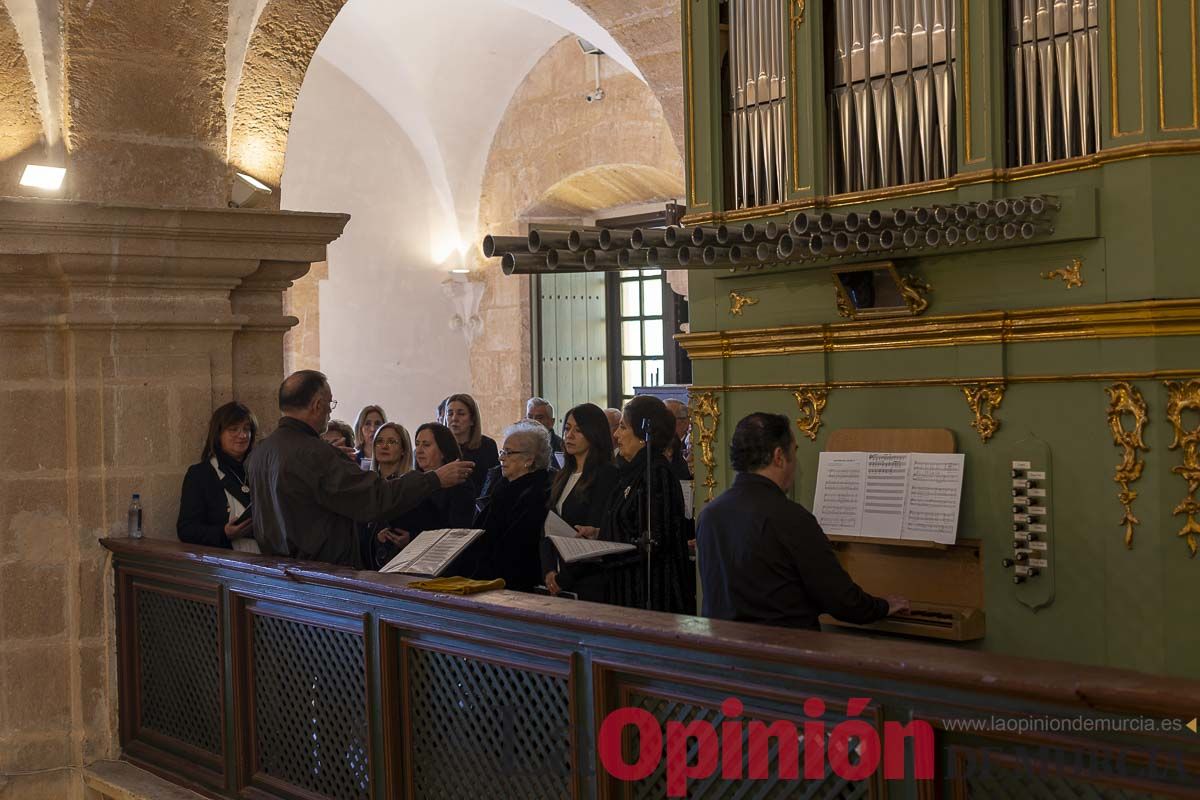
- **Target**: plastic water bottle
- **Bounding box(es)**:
[127,494,143,539]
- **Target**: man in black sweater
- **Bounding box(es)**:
[697,412,907,630]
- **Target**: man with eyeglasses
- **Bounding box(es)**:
[247,370,475,567]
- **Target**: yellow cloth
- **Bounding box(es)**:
[407,577,506,595]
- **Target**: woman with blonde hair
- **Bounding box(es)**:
[353,404,387,466]
[443,393,499,494]
[361,421,415,566]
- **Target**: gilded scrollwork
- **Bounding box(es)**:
[961,382,1005,443]
[689,391,721,503]
[899,274,932,315]
[729,291,759,317]
[1042,258,1085,289]
[834,284,854,318]
[1106,382,1149,549]
[793,387,829,441]
[1165,379,1200,557]
[792,0,806,27]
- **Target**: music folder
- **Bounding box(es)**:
[379,528,484,576]
[547,535,637,564]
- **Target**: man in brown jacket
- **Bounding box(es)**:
[247,370,474,568]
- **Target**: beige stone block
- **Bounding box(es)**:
[0,732,72,773]
[0,770,75,800]
[0,388,67,471]
[78,642,116,749]
[77,559,108,640]
[0,562,67,639]
[0,483,72,562]
[66,138,226,209]
[0,332,65,380]
[102,385,171,468]
[1,645,71,732]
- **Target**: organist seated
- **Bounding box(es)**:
[450,421,552,591]
[696,412,909,630]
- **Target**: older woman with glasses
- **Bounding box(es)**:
[450,420,552,590]
[177,401,261,552]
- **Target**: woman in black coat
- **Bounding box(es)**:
[177,402,260,551]
[368,422,476,569]
[595,396,693,614]
[451,421,552,591]
[444,393,500,496]
[540,403,620,600]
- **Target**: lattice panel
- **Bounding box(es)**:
[623,692,872,800]
[965,763,1176,799]
[136,589,222,755]
[407,647,572,799]
[252,615,369,800]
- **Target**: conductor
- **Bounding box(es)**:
[696,412,908,630]
[247,370,474,567]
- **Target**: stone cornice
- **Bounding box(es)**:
[0,196,350,263]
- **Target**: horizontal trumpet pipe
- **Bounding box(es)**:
[776,233,796,259]
[702,246,731,265]
[528,229,574,251]
[569,230,601,251]
[598,229,635,250]
[483,234,528,258]
[792,212,818,235]
[546,249,585,269]
[502,252,558,275]
[819,211,848,232]
[691,226,723,246]
[631,228,667,249]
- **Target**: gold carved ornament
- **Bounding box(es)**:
[1165,379,1200,557]
[792,0,805,27]
[729,291,759,316]
[1105,382,1149,549]
[689,392,721,503]
[793,387,829,441]
[899,274,932,315]
[1042,258,1085,289]
[834,284,854,318]
[961,382,1005,443]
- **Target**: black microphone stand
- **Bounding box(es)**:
[641,421,653,610]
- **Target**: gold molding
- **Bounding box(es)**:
[792,387,828,441]
[689,368,1200,393]
[688,391,721,503]
[676,299,1200,360]
[684,0,698,207]
[1106,382,1150,549]
[962,382,1005,443]
[1165,378,1200,557]
[962,0,988,164]
[729,291,759,316]
[899,274,933,315]
[1110,0,1146,137]
[1042,258,1086,289]
[680,138,1200,226]
[835,284,854,318]
[792,0,805,26]
[1157,0,1199,132]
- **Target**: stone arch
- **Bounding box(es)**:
[0,1,48,193]
[473,33,684,434]
[228,0,683,204]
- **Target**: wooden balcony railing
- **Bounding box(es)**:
[103,538,1200,800]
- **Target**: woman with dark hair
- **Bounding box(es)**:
[444,393,499,493]
[540,404,621,599]
[597,395,693,613]
[177,401,261,552]
[368,422,475,568]
[353,404,387,466]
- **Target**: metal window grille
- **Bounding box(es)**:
[1007,0,1101,166]
[828,0,959,193]
[728,0,791,209]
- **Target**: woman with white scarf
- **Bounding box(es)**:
[177,401,262,553]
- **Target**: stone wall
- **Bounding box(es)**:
[0,200,346,799]
[473,35,683,433]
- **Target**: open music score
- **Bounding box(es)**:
[813,451,965,544]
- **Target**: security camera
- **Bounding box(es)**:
[585,88,605,103]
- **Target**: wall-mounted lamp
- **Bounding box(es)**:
[577,38,606,103]
[442,270,485,345]
[231,171,272,208]
[20,164,66,191]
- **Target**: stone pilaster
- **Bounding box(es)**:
[0,198,347,799]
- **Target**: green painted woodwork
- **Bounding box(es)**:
[682,0,1200,677]
[538,273,608,416]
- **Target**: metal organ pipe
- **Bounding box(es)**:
[729,0,789,209]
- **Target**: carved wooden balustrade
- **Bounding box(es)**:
[103,538,1200,799]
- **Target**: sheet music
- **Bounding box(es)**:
[901,454,965,544]
[861,453,910,539]
[681,480,694,520]
[379,528,484,576]
[547,535,637,564]
[813,451,964,543]
[543,511,579,538]
[813,453,866,535]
